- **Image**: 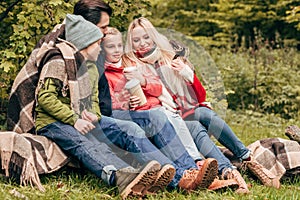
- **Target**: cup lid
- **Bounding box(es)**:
[123,66,137,72]
[125,79,140,89]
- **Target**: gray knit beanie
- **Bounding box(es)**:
[65,14,103,51]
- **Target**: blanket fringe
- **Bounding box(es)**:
[9,152,45,192]
[1,151,12,176]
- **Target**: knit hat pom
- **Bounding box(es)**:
[65,14,103,51]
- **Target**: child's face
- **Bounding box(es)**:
[85,39,102,61]
[103,34,123,63]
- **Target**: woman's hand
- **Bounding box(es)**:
[124,70,146,86]
[129,95,141,110]
[171,58,186,72]
[74,118,95,135]
[81,109,98,123]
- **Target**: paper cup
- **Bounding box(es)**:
[123,66,137,73]
[125,79,147,106]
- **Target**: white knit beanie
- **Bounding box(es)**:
[65,14,103,51]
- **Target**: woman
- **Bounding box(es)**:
[123,17,280,189]
[122,18,257,193]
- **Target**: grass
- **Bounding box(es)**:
[1,110,300,199]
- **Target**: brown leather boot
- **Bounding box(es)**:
[143,164,176,195]
[208,178,238,191]
[223,168,249,194]
[244,157,281,189]
[116,160,160,199]
[178,158,218,192]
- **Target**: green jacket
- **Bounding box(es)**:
[35,60,101,131]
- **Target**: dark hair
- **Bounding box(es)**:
[73,0,112,25]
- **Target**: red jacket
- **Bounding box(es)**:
[104,63,162,110]
[170,73,208,119]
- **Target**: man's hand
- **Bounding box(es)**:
[74,118,95,135]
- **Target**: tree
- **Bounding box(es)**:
[148,0,300,49]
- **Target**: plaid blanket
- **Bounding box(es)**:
[5,22,90,191]
[0,131,70,191]
[7,23,92,134]
[6,24,70,134]
[221,137,300,179]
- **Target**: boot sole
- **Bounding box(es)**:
[121,160,161,199]
[247,162,281,189]
[196,158,218,189]
[145,164,176,194]
[208,179,239,191]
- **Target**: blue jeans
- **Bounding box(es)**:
[194,107,250,160]
[38,119,183,187]
[37,121,129,185]
[90,116,172,166]
[185,121,233,174]
[111,110,198,187]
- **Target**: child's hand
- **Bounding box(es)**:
[81,109,98,123]
[124,70,146,86]
[74,118,95,134]
[116,90,131,102]
[129,95,141,110]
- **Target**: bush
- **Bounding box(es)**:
[211,46,300,119]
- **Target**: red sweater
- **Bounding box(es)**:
[104,63,163,110]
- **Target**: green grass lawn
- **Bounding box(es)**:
[1,110,300,200]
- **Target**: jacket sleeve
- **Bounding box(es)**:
[97,64,112,116]
[37,78,79,126]
[191,74,207,103]
[87,61,101,120]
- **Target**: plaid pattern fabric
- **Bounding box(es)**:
[7,24,66,134]
[7,24,92,134]
[0,131,70,191]
[5,24,91,191]
[221,137,300,179]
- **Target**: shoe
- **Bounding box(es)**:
[143,164,176,195]
[223,168,249,194]
[285,125,300,143]
[208,178,238,191]
[196,160,205,170]
[244,157,281,189]
[116,160,161,199]
[178,158,218,192]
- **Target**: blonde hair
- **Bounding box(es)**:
[100,27,124,64]
[124,17,175,66]
[102,26,122,42]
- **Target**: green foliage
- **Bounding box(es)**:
[107,0,151,31]
[212,43,300,119]
[286,5,300,31]
[149,0,300,49]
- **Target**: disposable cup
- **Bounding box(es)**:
[125,79,147,106]
[123,66,137,73]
